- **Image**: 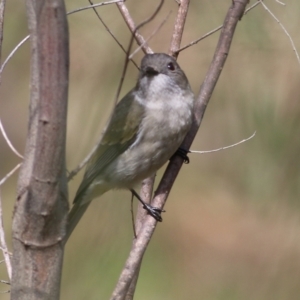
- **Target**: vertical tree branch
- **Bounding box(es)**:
[116,1,153,54]
[124,176,155,300]
[0,192,11,280]
[111,1,249,299]
[11,0,69,299]
[0,0,5,68]
[169,0,190,58]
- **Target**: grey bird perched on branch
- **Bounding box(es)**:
[66,53,194,240]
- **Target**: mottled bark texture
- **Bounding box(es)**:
[11,0,69,299]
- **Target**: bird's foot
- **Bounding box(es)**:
[173,147,190,164]
[130,188,165,222]
[142,203,165,222]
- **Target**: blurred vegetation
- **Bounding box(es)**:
[1,0,300,299]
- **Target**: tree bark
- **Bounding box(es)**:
[11,0,69,299]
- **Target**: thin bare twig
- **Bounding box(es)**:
[0,0,5,67]
[116,2,155,54]
[67,143,98,181]
[0,279,10,285]
[169,0,190,57]
[129,10,171,60]
[0,0,5,92]
[0,191,12,280]
[124,176,156,300]
[88,0,139,69]
[114,0,163,104]
[177,0,260,54]
[0,36,29,74]
[190,131,256,154]
[0,247,12,256]
[0,164,22,186]
[244,0,261,15]
[0,1,120,74]
[177,25,223,53]
[0,120,23,159]
[259,0,300,65]
[67,0,123,15]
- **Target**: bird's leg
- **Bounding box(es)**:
[130,189,164,222]
[172,147,190,164]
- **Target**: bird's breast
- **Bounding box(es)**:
[100,87,194,189]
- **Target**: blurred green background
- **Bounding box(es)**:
[1,0,300,299]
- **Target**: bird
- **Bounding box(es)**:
[66,53,194,241]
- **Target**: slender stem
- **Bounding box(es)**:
[0,192,11,280]
[67,0,122,15]
[0,0,5,67]
[169,0,190,58]
[125,176,155,300]
[116,1,156,54]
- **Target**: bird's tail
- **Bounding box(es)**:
[64,184,108,243]
[64,198,91,243]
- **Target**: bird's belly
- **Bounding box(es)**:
[100,132,183,189]
[96,99,193,190]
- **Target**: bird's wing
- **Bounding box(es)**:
[66,92,144,241]
[73,91,144,204]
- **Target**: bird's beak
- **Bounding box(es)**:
[144,66,159,76]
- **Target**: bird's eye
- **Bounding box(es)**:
[167,62,175,71]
